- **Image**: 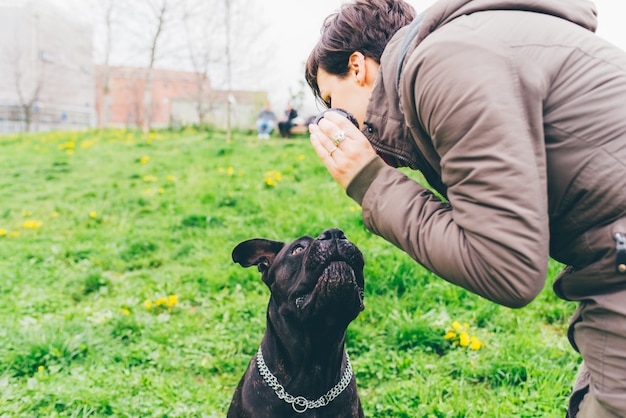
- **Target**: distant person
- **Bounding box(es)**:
[256,102,276,139]
[278,102,298,138]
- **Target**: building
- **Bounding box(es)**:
[95,65,268,130]
[0,0,95,133]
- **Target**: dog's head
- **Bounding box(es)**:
[232,228,365,329]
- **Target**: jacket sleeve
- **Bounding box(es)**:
[349,34,550,308]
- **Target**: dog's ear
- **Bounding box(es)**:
[232,238,285,274]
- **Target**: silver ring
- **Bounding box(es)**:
[332,130,347,145]
[329,146,338,157]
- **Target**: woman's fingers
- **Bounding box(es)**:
[308,112,377,190]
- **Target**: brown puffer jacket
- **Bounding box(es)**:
[347,0,626,307]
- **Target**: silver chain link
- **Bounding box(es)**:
[255,347,354,414]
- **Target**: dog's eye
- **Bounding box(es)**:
[291,245,304,255]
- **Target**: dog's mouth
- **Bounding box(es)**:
[294,259,364,318]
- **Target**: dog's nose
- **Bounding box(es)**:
[318,228,346,241]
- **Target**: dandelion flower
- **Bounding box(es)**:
[144,300,152,309]
[140,156,150,164]
[470,336,482,350]
[52,211,59,217]
[9,231,20,237]
[122,309,130,316]
[443,331,457,340]
[227,166,234,176]
[167,295,178,308]
[38,365,45,372]
[0,229,6,236]
[452,321,463,331]
[22,220,43,229]
[143,175,157,182]
[459,332,470,347]
[89,211,97,218]
[166,175,176,182]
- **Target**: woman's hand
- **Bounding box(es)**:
[308,111,378,190]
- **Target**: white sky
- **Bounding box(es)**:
[47,0,626,116]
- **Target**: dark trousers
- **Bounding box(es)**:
[278,121,292,138]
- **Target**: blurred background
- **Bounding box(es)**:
[0,0,623,134]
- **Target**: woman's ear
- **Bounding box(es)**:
[349,51,366,86]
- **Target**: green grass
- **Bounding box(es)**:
[0,128,579,417]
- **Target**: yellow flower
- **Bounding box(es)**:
[470,336,482,350]
[459,332,470,347]
[52,211,59,217]
[296,154,305,161]
[143,175,157,182]
[89,211,97,218]
[452,321,463,331]
[22,210,32,216]
[38,365,45,372]
[122,309,130,316]
[22,220,43,229]
[264,171,282,187]
[166,175,176,182]
[140,156,150,164]
[9,231,20,237]
[66,149,75,155]
[443,331,457,340]
[167,295,178,308]
[227,166,234,176]
[81,139,97,149]
[158,188,164,194]
[154,297,167,306]
[0,229,6,236]
[144,300,152,309]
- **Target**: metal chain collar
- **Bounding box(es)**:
[255,347,354,414]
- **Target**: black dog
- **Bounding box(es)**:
[227,228,365,417]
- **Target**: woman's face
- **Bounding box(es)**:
[316,57,377,127]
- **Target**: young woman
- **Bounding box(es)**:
[306,0,626,416]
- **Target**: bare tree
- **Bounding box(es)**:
[95,0,116,128]
[7,11,44,132]
[181,0,218,127]
[218,0,266,141]
[141,0,169,133]
[12,49,43,132]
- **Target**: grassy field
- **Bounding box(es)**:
[0,128,579,417]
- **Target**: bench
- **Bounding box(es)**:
[289,124,309,136]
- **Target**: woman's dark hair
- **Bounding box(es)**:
[305,0,416,107]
